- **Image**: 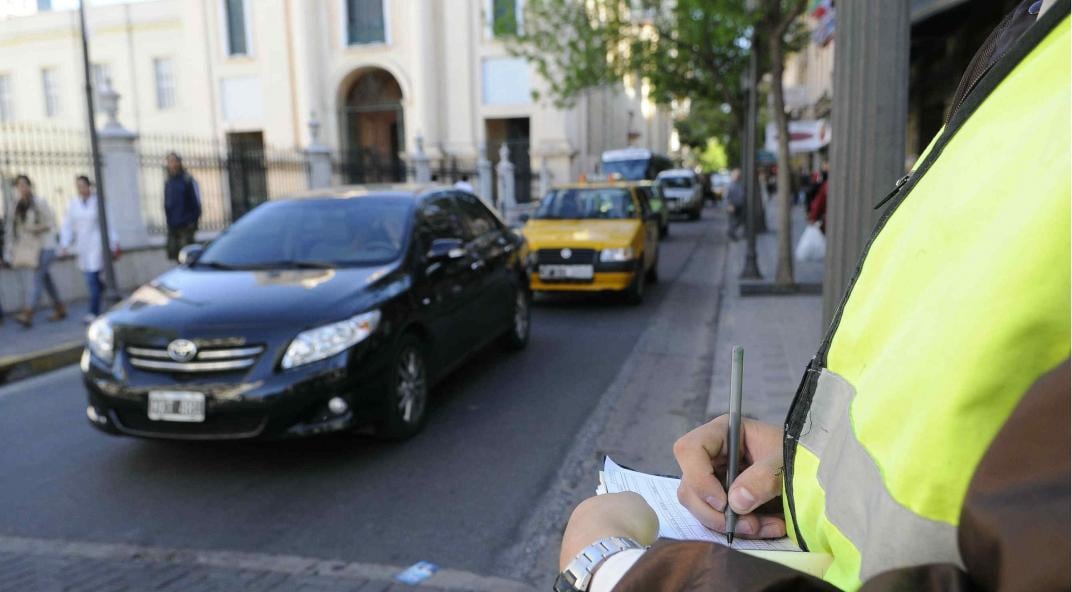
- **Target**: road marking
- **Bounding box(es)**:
[0,534,536,592]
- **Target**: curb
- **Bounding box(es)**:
[0,340,83,386]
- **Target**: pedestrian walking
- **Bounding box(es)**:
[454,175,475,193]
[556,2,1069,591]
[724,169,746,240]
[8,175,66,327]
[164,152,201,261]
[60,176,119,323]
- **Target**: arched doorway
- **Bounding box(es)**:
[339,68,405,183]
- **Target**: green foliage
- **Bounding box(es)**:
[698,137,729,171]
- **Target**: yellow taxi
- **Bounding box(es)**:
[521,181,660,303]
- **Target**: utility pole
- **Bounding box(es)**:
[78,0,121,303]
[740,25,762,280]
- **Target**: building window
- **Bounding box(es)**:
[0,75,12,122]
[153,58,176,110]
[41,67,60,118]
[91,62,111,98]
[223,0,250,56]
[490,0,523,37]
[345,0,386,45]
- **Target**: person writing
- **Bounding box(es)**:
[555,1,1069,590]
[59,176,119,323]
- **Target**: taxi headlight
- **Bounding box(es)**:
[281,310,381,369]
[87,317,115,364]
[600,247,635,262]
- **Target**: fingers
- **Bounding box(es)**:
[673,416,730,514]
[727,453,784,515]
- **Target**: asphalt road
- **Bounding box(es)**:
[0,213,715,581]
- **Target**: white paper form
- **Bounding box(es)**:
[600,457,800,552]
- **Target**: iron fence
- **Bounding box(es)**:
[0,123,93,223]
[138,133,308,234]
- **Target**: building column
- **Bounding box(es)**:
[822,2,910,324]
[97,87,150,249]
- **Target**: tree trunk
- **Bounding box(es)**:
[768,32,794,287]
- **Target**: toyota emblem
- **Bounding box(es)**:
[167,339,198,362]
[561,248,572,259]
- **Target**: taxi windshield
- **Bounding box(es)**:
[534,188,637,220]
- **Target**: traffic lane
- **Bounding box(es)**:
[0,213,715,576]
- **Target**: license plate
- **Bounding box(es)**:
[148,391,206,422]
[539,264,594,280]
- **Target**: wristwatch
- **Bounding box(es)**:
[554,536,644,592]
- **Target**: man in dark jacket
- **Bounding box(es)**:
[164,152,201,261]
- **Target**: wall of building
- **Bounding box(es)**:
[0,0,672,187]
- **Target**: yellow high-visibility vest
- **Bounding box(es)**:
[782,9,1070,590]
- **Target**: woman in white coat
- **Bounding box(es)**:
[60,176,119,323]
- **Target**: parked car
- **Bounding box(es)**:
[521,182,659,304]
[82,185,531,441]
[631,180,670,239]
[656,169,704,220]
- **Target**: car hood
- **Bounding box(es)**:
[108,265,404,335]
[522,219,640,248]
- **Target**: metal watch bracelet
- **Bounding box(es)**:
[553,536,644,592]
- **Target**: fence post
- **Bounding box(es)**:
[496,143,515,212]
[97,85,149,248]
[477,143,493,205]
[305,115,333,190]
[538,155,552,200]
[413,134,432,183]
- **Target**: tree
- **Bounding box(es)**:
[698,137,729,171]
[757,0,808,287]
[507,0,807,286]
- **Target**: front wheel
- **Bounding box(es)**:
[500,285,531,351]
[377,335,429,440]
[646,250,659,284]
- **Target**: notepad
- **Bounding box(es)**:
[597,457,833,577]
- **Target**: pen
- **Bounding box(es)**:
[725,345,744,544]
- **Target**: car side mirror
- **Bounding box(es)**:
[178,244,204,267]
[426,238,465,261]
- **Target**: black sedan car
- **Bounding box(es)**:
[82,185,531,440]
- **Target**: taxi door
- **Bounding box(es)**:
[632,188,659,271]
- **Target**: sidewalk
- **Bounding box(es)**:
[0,535,534,592]
[0,299,92,385]
[707,197,825,424]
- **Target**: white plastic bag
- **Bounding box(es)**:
[795,223,826,262]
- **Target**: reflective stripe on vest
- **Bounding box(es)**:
[784,10,1071,591]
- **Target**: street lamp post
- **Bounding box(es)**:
[78,0,121,304]
[740,26,762,280]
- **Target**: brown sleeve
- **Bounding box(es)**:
[612,539,838,592]
[615,360,1070,592]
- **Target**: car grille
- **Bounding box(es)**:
[126,344,265,373]
[111,409,267,439]
[536,248,597,265]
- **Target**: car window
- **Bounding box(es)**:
[534,188,638,220]
[659,176,694,188]
[453,193,501,238]
[197,198,411,268]
[416,195,467,249]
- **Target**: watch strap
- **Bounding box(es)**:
[553,536,643,592]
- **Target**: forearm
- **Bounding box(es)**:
[559,493,659,571]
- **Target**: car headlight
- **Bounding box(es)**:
[87,317,114,364]
[600,247,635,262]
[281,310,381,370]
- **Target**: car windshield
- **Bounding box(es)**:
[602,159,649,180]
[197,197,412,269]
[659,176,694,188]
[535,188,637,220]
